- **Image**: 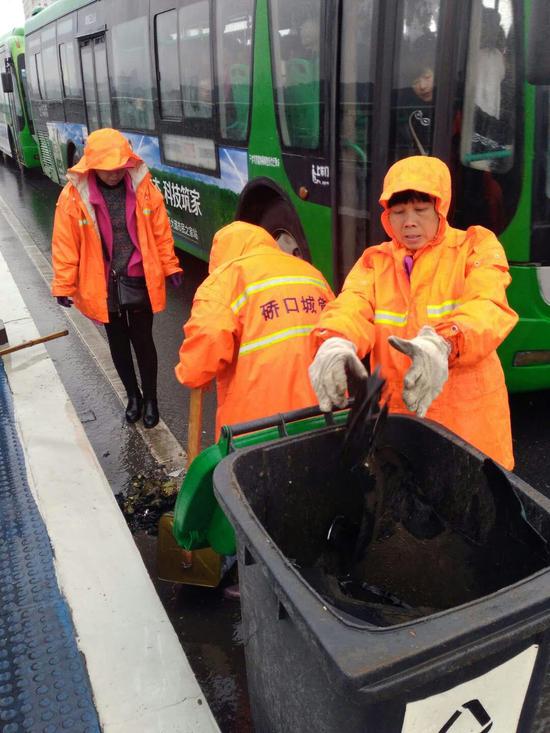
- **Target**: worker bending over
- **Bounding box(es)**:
[176,221,334,438]
[309,156,518,469]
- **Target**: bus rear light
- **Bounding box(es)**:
[513,351,550,366]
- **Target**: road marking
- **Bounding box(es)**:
[0,192,187,474]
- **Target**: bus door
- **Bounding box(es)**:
[334,0,521,286]
[334,0,454,284]
[6,61,21,162]
[5,55,29,164]
[269,0,331,245]
[451,0,521,237]
[79,34,112,133]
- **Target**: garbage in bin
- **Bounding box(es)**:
[214,407,550,733]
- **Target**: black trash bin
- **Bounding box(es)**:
[213,414,550,733]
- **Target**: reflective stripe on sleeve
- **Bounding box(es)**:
[427,300,459,318]
[239,325,314,355]
[374,309,408,327]
[231,276,329,314]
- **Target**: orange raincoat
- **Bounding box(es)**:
[313,156,518,468]
[51,128,182,323]
[176,221,334,437]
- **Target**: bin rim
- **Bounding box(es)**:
[213,416,550,697]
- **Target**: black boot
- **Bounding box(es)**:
[125,393,142,423]
[143,398,159,429]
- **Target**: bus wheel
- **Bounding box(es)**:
[258,198,310,259]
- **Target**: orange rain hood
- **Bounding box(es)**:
[69,128,142,174]
[208,221,279,274]
[379,156,452,244]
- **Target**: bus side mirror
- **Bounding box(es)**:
[1,73,13,94]
[527,0,550,85]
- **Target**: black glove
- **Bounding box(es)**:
[56,296,73,308]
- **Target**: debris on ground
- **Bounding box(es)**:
[116,468,180,534]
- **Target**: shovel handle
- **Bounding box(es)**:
[0,329,69,357]
[187,387,204,464]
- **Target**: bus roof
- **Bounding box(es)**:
[25,0,96,34]
[0,29,25,55]
[0,28,24,41]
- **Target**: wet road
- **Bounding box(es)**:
[1,159,550,733]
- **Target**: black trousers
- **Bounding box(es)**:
[104,308,158,400]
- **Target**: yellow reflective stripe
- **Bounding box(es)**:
[142,208,152,215]
[78,219,88,226]
[239,325,313,355]
[427,300,459,317]
[231,276,329,314]
[374,309,408,327]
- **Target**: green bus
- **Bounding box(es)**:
[23,0,550,392]
[0,28,40,169]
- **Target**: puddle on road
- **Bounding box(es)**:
[134,529,252,733]
[115,469,252,732]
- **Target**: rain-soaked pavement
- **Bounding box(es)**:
[0,160,250,733]
[2,158,550,733]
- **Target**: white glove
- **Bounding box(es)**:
[388,326,451,418]
[309,337,368,412]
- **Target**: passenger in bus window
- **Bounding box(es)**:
[392,27,438,159]
[299,17,320,60]
[309,156,518,470]
[51,128,183,429]
[457,8,509,233]
[396,58,435,157]
[475,8,506,124]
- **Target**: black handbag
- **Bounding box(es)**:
[112,271,150,310]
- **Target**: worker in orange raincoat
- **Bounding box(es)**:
[51,128,183,428]
[309,156,518,469]
[175,221,334,439]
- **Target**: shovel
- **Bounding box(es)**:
[157,386,226,586]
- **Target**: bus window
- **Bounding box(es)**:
[30,52,44,100]
[389,0,440,161]
[270,0,324,150]
[156,9,181,119]
[454,0,518,234]
[111,15,155,130]
[18,55,34,134]
[216,0,254,141]
[41,27,62,101]
[461,2,516,175]
[542,94,550,216]
[337,0,375,278]
[81,40,99,131]
[179,1,213,121]
[94,37,112,128]
[59,41,82,98]
[9,62,24,130]
[531,88,550,260]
